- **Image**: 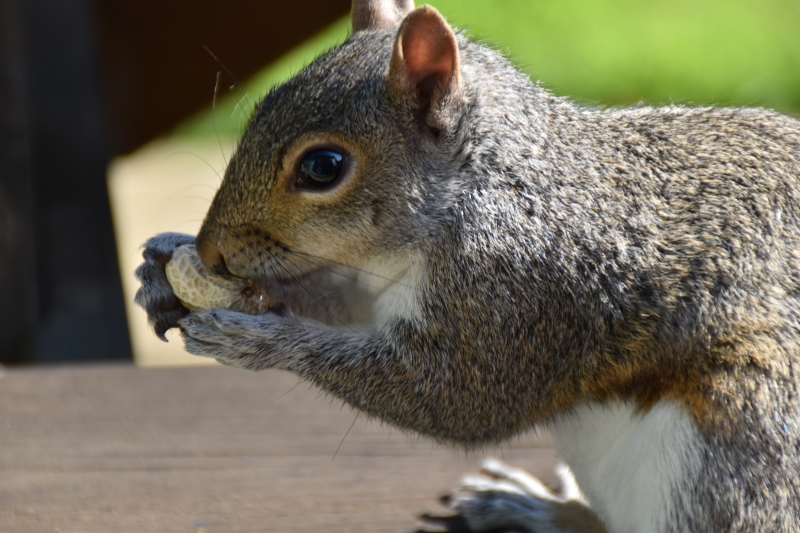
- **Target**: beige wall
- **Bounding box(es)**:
[108,139,238,366]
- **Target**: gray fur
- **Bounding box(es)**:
[137,20,800,533]
[134,232,195,340]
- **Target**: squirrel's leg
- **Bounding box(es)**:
[446,459,606,533]
[177,309,511,442]
[177,307,379,371]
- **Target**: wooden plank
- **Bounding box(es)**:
[0,364,558,532]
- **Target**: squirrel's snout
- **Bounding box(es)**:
[196,221,287,282]
[195,230,231,277]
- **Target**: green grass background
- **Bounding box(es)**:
[174,0,800,138]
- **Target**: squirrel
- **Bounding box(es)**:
[135,0,800,531]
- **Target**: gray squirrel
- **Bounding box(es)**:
[134,0,800,531]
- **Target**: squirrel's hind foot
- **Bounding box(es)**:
[428,459,605,533]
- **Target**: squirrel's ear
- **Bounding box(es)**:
[351,0,415,32]
[388,6,462,135]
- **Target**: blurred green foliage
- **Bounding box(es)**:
[174,0,800,138]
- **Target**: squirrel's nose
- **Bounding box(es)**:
[195,229,232,276]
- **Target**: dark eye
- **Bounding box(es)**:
[296,149,345,190]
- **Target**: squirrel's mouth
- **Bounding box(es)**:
[249,261,363,327]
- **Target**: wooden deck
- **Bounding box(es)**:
[0,364,558,532]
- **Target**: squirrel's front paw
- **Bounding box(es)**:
[134,232,196,340]
[179,308,283,370]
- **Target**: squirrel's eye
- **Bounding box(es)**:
[296,149,345,190]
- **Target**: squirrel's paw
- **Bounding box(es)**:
[179,308,284,370]
[441,459,605,533]
[134,232,196,341]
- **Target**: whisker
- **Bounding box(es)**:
[288,249,423,294]
[231,92,250,120]
[273,254,357,332]
[203,45,255,116]
[264,381,302,404]
[331,413,360,464]
[167,195,215,205]
[211,71,228,167]
[272,255,349,328]
[161,150,225,182]
[288,250,421,292]
[259,257,303,327]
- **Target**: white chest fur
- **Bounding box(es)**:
[549,400,702,533]
[356,252,424,326]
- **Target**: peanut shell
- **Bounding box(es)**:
[165,244,270,314]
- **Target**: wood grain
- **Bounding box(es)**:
[0,364,557,532]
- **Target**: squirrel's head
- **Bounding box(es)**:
[196,0,469,290]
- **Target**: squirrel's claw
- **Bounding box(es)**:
[149,305,190,342]
[443,460,604,533]
[415,512,471,533]
[154,324,169,343]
